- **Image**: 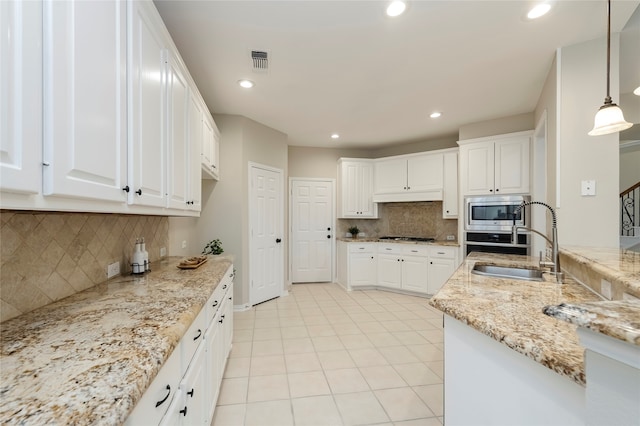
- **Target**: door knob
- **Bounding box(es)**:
[276,238,282,243]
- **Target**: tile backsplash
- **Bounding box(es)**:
[0,211,168,323]
[338,201,458,240]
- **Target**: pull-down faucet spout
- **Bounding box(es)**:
[512,201,563,283]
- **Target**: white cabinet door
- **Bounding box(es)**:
[201,114,214,176]
[443,152,458,218]
[407,154,443,192]
[374,158,407,194]
[42,0,127,203]
[211,124,220,180]
[378,254,402,289]
[204,312,223,424]
[401,255,429,293]
[461,141,494,196]
[167,53,189,210]
[494,137,530,194]
[180,343,206,426]
[222,285,234,359]
[1,0,42,195]
[128,0,167,207]
[186,91,204,211]
[338,160,377,218]
[159,388,184,426]
[350,252,377,287]
[428,257,455,294]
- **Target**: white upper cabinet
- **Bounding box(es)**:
[41,0,128,203]
[0,0,42,195]
[338,159,377,218]
[201,113,220,180]
[443,151,458,218]
[128,0,167,207]
[373,152,444,202]
[166,51,189,210]
[458,132,531,196]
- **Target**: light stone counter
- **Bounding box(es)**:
[0,255,233,426]
[429,252,602,385]
[337,237,460,247]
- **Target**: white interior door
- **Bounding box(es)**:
[291,179,334,283]
[250,164,283,305]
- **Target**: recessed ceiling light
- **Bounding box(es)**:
[386,1,406,17]
[634,86,640,96]
[527,3,551,20]
[331,133,340,139]
[238,79,254,88]
[430,112,442,118]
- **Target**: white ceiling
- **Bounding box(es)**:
[154,0,640,149]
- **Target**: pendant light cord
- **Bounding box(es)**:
[605,0,612,105]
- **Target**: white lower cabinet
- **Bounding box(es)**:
[378,244,429,293]
[427,246,457,294]
[126,264,234,426]
[337,242,377,289]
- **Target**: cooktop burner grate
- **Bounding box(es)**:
[378,236,435,242]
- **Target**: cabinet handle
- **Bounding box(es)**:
[187,388,194,398]
[212,300,218,307]
[407,186,411,190]
[430,261,433,264]
[122,186,130,193]
[135,189,142,196]
[496,189,500,192]
[229,296,232,301]
[437,252,446,255]
[223,284,227,289]
[401,259,404,262]
[193,329,202,341]
[411,250,418,253]
[155,385,171,407]
[218,317,224,323]
[371,256,374,259]
[327,235,331,239]
[446,210,450,213]
[180,406,187,416]
[327,227,331,231]
[489,189,493,192]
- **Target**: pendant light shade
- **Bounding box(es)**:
[588,0,633,136]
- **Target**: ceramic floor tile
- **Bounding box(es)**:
[254,318,281,329]
[413,384,444,417]
[252,327,282,341]
[212,403,246,426]
[419,329,444,343]
[359,365,407,390]
[282,337,315,354]
[405,319,437,331]
[229,341,252,358]
[374,387,434,422]
[377,345,421,365]
[348,348,388,367]
[366,332,402,348]
[380,320,412,332]
[288,371,331,398]
[233,329,254,343]
[249,354,286,376]
[244,400,293,426]
[224,357,251,378]
[306,324,336,337]
[338,334,374,350]
[311,335,345,352]
[255,309,279,319]
[393,363,442,386]
[348,312,376,322]
[394,417,442,426]
[217,377,249,405]
[233,319,255,330]
[328,314,358,326]
[356,321,385,333]
[284,352,322,373]
[280,326,309,339]
[302,315,329,325]
[324,368,370,394]
[334,391,390,426]
[291,395,343,426]
[393,331,429,345]
[247,374,290,402]
[425,361,444,379]
[406,344,444,363]
[317,350,356,370]
[251,339,283,356]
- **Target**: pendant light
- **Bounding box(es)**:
[588,0,633,136]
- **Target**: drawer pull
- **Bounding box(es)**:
[180,406,187,416]
[193,329,202,341]
[386,248,392,251]
[437,252,445,255]
[187,388,194,398]
[212,300,218,307]
[411,250,418,253]
[223,284,228,289]
[155,385,171,408]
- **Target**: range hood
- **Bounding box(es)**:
[372,190,443,203]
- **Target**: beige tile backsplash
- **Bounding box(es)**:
[0,211,168,322]
[338,201,458,240]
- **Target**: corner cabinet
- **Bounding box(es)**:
[458,131,531,196]
[442,151,458,218]
[337,159,378,218]
[126,265,234,426]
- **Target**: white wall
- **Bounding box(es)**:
[458,113,534,141]
[620,145,640,191]
[555,36,620,248]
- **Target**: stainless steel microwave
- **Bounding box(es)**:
[465,195,530,232]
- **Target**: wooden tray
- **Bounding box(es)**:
[177,258,207,269]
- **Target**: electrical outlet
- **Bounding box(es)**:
[107,262,120,279]
[600,279,612,300]
[446,235,456,241]
[182,240,187,249]
[160,247,167,257]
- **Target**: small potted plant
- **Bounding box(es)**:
[348,226,360,238]
[202,239,224,255]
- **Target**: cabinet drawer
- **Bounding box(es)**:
[206,267,232,326]
[429,246,457,259]
[378,243,402,254]
[348,243,376,253]
[402,245,429,256]
[125,344,181,426]
[180,307,206,375]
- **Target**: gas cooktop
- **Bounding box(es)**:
[378,236,436,242]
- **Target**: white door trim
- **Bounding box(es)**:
[248,162,285,305]
[288,177,337,283]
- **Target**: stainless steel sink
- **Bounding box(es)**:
[471,264,544,282]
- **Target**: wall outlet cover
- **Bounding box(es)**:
[446,235,456,241]
[107,262,120,279]
[181,240,187,249]
[600,279,612,300]
[160,247,167,257]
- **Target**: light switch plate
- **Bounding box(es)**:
[107,262,120,279]
[581,180,596,196]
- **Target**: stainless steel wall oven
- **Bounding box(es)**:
[464,195,530,256]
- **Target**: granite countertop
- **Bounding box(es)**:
[0,255,233,426]
[429,252,602,386]
[337,237,459,247]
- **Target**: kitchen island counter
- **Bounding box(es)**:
[0,255,233,426]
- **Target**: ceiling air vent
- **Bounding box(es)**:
[251,50,269,73]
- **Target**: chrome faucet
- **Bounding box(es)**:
[511,201,563,283]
